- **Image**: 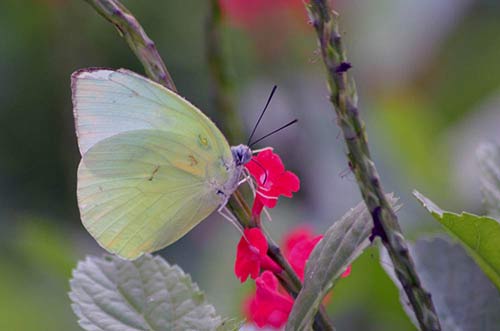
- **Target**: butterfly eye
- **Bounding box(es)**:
[231,145,252,166]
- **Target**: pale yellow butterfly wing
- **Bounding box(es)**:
[72,69,237,259]
[72,68,230,158]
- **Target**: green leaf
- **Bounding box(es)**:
[381,238,500,331]
[285,194,399,331]
[414,190,500,290]
[216,319,243,331]
[477,142,500,219]
[69,254,223,331]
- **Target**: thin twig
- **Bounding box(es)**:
[84,0,177,92]
[206,0,243,143]
[306,1,441,330]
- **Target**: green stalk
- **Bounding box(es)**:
[206,0,243,143]
[84,0,177,92]
[306,1,441,330]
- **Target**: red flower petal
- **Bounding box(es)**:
[268,171,300,198]
[287,234,323,280]
[245,149,300,217]
[219,0,308,31]
[282,226,315,257]
[341,265,352,278]
[251,196,266,217]
[234,228,282,282]
[235,228,268,282]
[246,271,294,328]
[282,227,353,281]
[257,149,285,176]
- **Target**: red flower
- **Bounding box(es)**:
[341,265,352,278]
[245,149,300,217]
[245,271,294,329]
[219,0,307,30]
[282,227,323,280]
[241,227,352,328]
[283,227,352,280]
[282,226,316,258]
[235,228,282,282]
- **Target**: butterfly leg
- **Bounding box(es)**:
[242,168,273,223]
[262,206,272,223]
[217,205,244,235]
[243,169,256,197]
[251,147,273,154]
[237,175,252,187]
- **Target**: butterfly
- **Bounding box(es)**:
[72,68,253,259]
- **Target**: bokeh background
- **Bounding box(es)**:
[1,0,500,330]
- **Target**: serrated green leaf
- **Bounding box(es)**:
[69,254,223,331]
[414,190,500,290]
[216,318,243,331]
[285,195,398,331]
[381,238,500,331]
[477,142,500,219]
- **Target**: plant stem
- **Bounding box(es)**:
[84,0,177,92]
[306,1,441,330]
[267,237,302,293]
[206,0,243,143]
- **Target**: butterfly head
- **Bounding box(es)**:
[231,144,252,166]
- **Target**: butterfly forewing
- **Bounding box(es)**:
[72,68,231,158]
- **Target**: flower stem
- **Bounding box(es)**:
[306,1,441,330]
[267,239,302,293]
[231,190,253,227]
[206,0,244,143]
[83,0,177,92]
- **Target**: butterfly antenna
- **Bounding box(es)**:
[249,119,298,147]
[247,85,278,146]
[250,158,268,184]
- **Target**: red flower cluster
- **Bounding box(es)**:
[236,227,351,328]
[233,150,350,328]
[282,227,324,281]
[245,149,300,217]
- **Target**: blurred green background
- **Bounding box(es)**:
[1,0,500,330]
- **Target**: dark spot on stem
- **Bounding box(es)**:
[335,62,352,73]
[111,7,124,18]
[369,206,388,243]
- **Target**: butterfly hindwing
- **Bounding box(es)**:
[78,129,225,259]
